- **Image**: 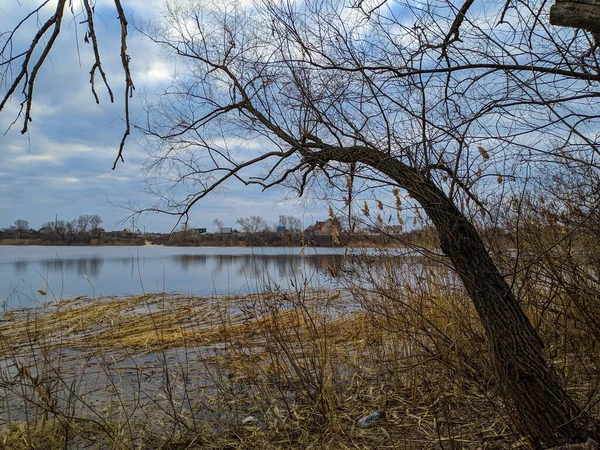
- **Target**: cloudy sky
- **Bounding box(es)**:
[0,1,323,233]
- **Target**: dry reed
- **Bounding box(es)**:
[0,252,596,449]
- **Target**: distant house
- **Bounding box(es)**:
[365,225,403,236]
[116,228,140,237]
[192,228,207,234]
[386,225,404,235]
[221,227,233,234]
[39,226,54,235]
[304,218,340,236]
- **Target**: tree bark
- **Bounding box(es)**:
[550,0,600,33]
[304,144,596,448]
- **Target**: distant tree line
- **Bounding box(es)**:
[39,215,103,242]
[234,215,302,234]
[210,215,303,234]
[1,215,104,243]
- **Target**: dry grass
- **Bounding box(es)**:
[0,239,42,246]
[0,254,597,449]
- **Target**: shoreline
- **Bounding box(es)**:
[0,231,429,249]
[0,240,410,249]
[0,289,520,448]
[0,279,596,448]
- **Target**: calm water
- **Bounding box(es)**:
[0,246,348,309]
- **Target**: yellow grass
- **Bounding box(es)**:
[0,267,596,449]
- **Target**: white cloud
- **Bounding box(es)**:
[13,154,58,165]
[0,0,325,232]
[134,58,173,85]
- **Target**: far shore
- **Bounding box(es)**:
[0,239,145,246]
[0,242,397,248]
[0,227,435,249]
[0,238,411,248]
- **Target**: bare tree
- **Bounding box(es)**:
[66,219,77,237]
[54,220,67,239]
[77,215,91,234]
[13,219,29,231]
[0,1,134,168]
[289,216,302,232]
[89,215,103,230]
[41,221,55,231]
[138,0,600,446]
[278,215,301,232]
[213,218,224,233]
[12,219,30,237]
[236,216,268,234]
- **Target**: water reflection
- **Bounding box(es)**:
[38,257,105,277]
[14,260,29,273]
[1,247,350,305]
[174,254,208,270]
[172,253,344,278]
[10,253,344,279]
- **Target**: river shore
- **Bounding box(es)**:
[0,284,596,449]
[0,228,433,248]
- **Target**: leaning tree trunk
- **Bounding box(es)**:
[419,193,588,448]
[314,145,596,448]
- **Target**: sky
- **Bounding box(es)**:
[0,1,324,233]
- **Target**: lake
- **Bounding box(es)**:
[0,246,349,309]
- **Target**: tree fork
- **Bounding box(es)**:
[303,144,598,447]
